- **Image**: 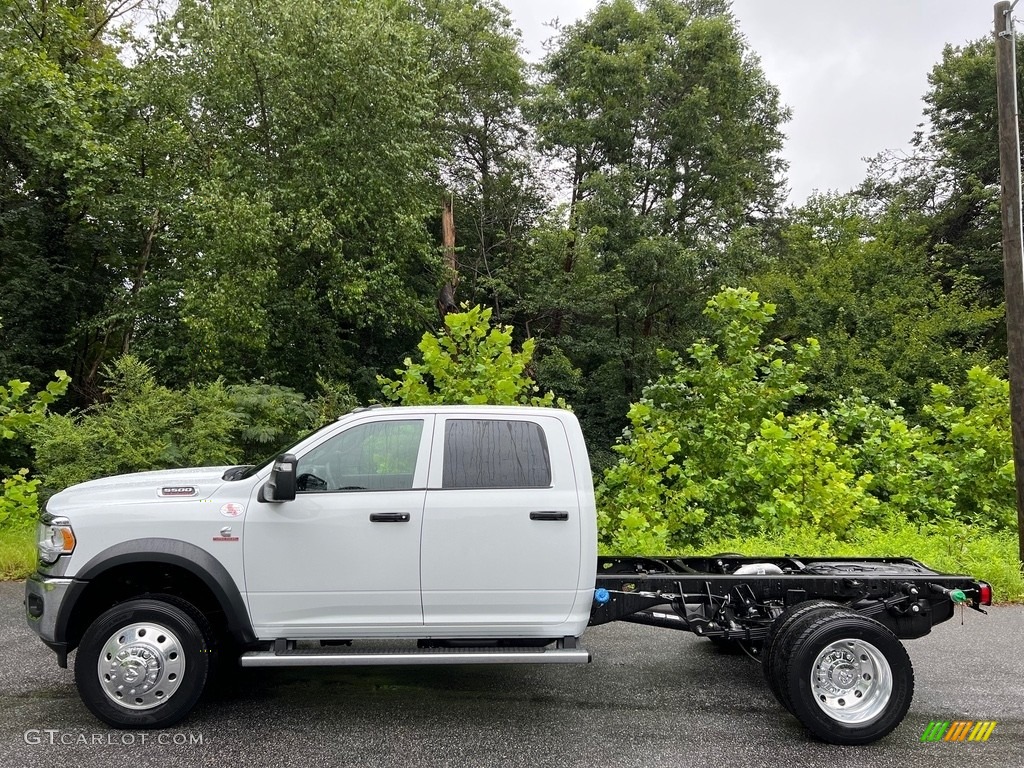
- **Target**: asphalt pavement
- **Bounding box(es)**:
[1,581,1021,768]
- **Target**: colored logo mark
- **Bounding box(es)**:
[920,721,997,742]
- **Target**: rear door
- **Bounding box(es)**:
[420,414,582,627]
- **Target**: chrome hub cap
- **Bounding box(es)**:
[97,622,185,710]
[810,638,892,724]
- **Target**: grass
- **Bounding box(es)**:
[0,525,36,581]
[694,520,1024,604]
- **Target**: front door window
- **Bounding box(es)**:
[296,419,423,492]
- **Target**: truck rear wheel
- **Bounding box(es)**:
[777,611,913,745]
[74,597,212,729]
[762,599,850,707]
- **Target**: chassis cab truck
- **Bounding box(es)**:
[25,406,991,745]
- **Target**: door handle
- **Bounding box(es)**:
[530,510,569,521]
[369,512,410,523]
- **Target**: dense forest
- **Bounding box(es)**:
[1,0,1022,593]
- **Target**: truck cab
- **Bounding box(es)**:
[239,406,597,639]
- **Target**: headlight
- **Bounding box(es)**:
[37,515,75,564]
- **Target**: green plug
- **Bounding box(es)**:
[950,589,967,604]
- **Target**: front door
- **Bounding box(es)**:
[243,415,432,638]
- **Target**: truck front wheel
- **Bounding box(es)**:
[778,611,914,745]
[74,597,212,729]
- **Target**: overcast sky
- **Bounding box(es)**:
[503,0,995,205]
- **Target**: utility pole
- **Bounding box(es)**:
[994,1,1024,568]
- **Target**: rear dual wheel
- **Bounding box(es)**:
[765,606,914,745]
[762,600,853,711]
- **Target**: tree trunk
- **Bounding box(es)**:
[122,208,160,355]
[437,195,458,317]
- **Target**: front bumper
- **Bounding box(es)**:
[25,571,75,667]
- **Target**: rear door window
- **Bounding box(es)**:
[442,419,551,489]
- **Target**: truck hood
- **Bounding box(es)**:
[45,466,237,515]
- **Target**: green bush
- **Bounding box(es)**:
[0,369,69,532]
[378,304,563,406]
[36,357,239,493]
[596,288,1022,577]
[1,373,70,442]
[0,470,41,530]
[34,356,331,494]
[597,288,835,551]
[829,369,1015,528]
[224,382,317,460]
[307,376,360,429]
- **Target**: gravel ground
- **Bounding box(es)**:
[1,581,1021,767]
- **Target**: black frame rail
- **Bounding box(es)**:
[589,555,989,642]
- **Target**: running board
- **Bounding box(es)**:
[240,645,591,668]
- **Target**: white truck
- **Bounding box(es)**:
[25,405,991,745]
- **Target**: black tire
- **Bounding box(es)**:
[761,600,848,694]
[769,605,855,714]
[74,597,213,729]
[777,612,914,745]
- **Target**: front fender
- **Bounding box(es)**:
[55,538,256,651]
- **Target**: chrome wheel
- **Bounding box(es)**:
[810,638,893,724]
[97,622,186,711]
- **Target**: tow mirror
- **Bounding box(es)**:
[264,453,297,502]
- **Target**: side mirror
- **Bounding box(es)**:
[264,453,297,502]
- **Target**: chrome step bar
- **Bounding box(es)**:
[240,645,591,668]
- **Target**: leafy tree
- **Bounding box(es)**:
[0,0,144,395]
[533,0,788,243]
[863,35,1024,315]
[132,0,444,392]
[378,304,561,406]
[752,193,1001,411]
[908,37,1010,305]
[596,288,826,552]
[419,0,546,315]
[487,210,630,452]
[0,0,564,417]
[512,0,788,449]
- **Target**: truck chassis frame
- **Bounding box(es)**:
[590,554,987,641]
